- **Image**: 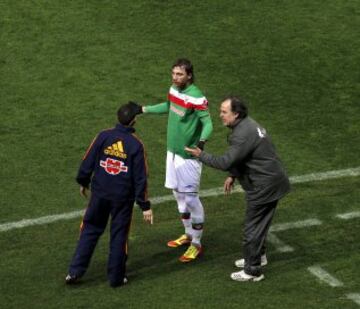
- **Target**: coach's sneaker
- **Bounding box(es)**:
[179,244,203,262]
[167,234,191,248]
[230,270,265,282]
[65,274,80,285]
[234,255,268,268]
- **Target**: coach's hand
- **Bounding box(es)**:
[184,146,202,158]
[143,209,154,225]
[223,177,235,195]
[128,101,143,115]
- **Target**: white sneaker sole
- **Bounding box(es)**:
[231,272,265,282]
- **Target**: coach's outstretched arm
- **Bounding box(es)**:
[185,137,250,171]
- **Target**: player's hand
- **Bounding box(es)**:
[143,209,153,225]
[79,186,88,198]
[128,101,143,115]
[224,177,235,195]
[184,146,202,157]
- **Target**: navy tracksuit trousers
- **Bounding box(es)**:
[69,194,133,287]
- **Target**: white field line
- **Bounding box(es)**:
[0,211,83,233]
[0,166,359,233]
[290,167,360,184]
[307,266,344,287]
[346,293,360,306]
[336,211,360,220]
[270,219,322,232]
[268,219,322,252]
[267,232,294,252]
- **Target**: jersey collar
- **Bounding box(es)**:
[115,123,136,134]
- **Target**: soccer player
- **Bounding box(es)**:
[66,102,153,287]
[132,58,213,262]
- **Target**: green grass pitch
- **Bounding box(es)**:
[0,0,359,308]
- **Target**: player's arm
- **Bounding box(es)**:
[143,102,170,114]
[126,100,169,115]
[199,114,213,141]
[143,87,172,114]
[196,109,213,149]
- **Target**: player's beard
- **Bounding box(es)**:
[173,81,188,90]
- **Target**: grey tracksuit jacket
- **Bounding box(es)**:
[199,116,290,205]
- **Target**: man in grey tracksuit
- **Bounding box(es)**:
[185,96,290,282]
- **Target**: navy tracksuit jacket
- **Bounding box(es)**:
[69,123,150,287]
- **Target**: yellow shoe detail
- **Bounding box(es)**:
[167,234,191,248]
[179,245,203,262]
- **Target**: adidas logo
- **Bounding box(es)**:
[104,141,127,159]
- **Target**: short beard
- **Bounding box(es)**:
[174,81,189,90]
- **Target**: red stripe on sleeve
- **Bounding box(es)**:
[83,135,98,160]
[168,93,208,110]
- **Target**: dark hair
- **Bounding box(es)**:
[117,103,136,125]
[172,58,195,83]
[225,96,248,119]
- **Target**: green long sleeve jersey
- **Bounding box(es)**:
[144,84,213,159]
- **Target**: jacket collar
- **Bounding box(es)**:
[115,123,135,134]
[229,117,243,129]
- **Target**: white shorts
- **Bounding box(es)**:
[165,151,202,193]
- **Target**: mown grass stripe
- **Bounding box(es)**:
[0,167,359,233]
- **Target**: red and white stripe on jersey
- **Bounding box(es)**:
[168,87,208,111]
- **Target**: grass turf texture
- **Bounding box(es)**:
[0,0,359,308]
[1,177,360,308]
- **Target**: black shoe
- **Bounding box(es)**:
[123,276,128,285]
[65,274,79,285]
[110,276,128,288]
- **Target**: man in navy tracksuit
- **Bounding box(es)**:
[66,102,153,287]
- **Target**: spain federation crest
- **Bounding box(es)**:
[100,158,128,175]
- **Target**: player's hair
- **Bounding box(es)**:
[225,96,248,119]
[117,103,136,126]
[172,58,195,83]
